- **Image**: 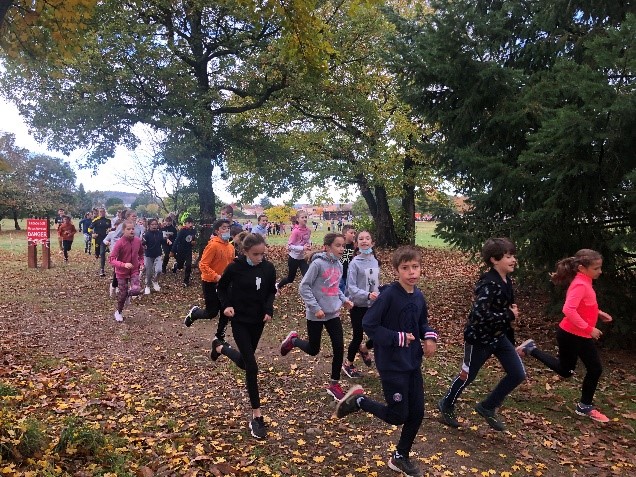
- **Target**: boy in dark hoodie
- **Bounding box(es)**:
[437,238,525,432]
[171,217,196,287]
[334,245,437,477]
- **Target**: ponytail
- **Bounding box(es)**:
[551,249,602,286]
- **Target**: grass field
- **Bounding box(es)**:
[1,218,450,250]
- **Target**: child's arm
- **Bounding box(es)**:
[137,240,144,267]
[264,265,277,320]
[346,260,370,303]
[217,264,233,316]
[418,298,438,357]
[299,263,322,317]
[108,241,124,269]
[287,229,306,253]
[199,242,221,281]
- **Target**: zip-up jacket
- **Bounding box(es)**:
[363,281,437,373]
[109,236,144,279]
[559,272,599,338]
[88,216,112,241]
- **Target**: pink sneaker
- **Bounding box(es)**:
[575,404,609,423]
[280,331,298,356]
[326,382,345,401]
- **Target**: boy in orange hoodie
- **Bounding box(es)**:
[184,219,235,343]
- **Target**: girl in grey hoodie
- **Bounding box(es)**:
[280,233,354,402]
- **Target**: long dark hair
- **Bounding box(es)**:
[551,249,602,286]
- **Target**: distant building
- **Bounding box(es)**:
[322,203,353,220]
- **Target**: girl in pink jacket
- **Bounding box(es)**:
[109,221,144,322]
[516,249,613,422]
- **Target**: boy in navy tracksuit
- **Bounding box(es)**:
[171,217,196,286]
[334,246,437,477]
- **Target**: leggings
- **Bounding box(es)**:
[529,328,602,405]
[62,240,73,260]
[443,336,526,410]
[222,320,265,409]
[359,369,424,458]
[144,256,162,285]
[346,306,369,363]
[191,281,229,339]
[294,318,344,381]
[116,276,141,313]
[277,256,308,290]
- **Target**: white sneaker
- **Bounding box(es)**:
[114,311,124,322]
[109,284,115,297]
[152,281,161,292]
[144,286,151,295]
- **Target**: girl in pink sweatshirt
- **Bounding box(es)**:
[109,221,144,322]
[516,249,613,422]
[276,210,312,292]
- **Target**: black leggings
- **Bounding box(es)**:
[191,281,229,339]
[294,318,344,381]
[529,328,602,405]
[222,320,265,409]
[346,306,369,363]
[277,256,308,290]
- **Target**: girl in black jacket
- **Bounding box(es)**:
[213,233,277,440]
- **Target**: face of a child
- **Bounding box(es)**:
[217,223,230,237]
[491,253,517,276]
[63,217,70,224]
[344,228,356,244]
[149,221,158,230]
[184,221,193,229]
[579,259,602,280]
[326,237,345,258]
[259,216,268,227]
[396,259,421,292]
[356,231,373,250]
[298,214,308,226]
[123,224,135,238]
[245,243,267,265]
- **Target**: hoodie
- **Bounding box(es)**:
[299,252,347,321]
[286,224,311,260]
[363,281,437,373]
[463,268,516,348]
[346,253,380,307]
[217,256,277,324]
[109,236,144,279]
[198,236,235,282]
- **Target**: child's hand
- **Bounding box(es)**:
[405,333,415,345]
[124,263,133,269]
[224,307,235,317]
[422,339,437,357]
[599,311,613,322]
[510,304,519,320]
[167,240,172,245]
[591,327,603,339]
[304,244,312,251]
[263,314,272,323]
[369,291,379,301]
[315,310,325,319]
[343,300,354,310]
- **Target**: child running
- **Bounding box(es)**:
[57,216,77,263]
[517,249,613,422]
[212,233,277,439]
[184,219,234,346]
[334,246,437,477]
[109,220,144,322]
[438,238,525,431]
[276,210,311,292]
[342,230,380,378]
[280,233,353,401]
[171,216,196,287]
[142,218,164,294]
[339,224,356,292]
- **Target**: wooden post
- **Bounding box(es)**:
[28,243,37,268]
[42,240,51,269]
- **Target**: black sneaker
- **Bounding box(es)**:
[388,453,422,477]
[438,398,460,428]
[475,402,505,431]
[172,263,178,274]
[182,282,189,288]
[334,385,364,418]
[210,338,223,361]
[249,416,266,439]
[215,334,228,346]
[184,306,199,327]
[100,270,106,277]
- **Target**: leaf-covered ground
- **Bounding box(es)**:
[1,240,635,476]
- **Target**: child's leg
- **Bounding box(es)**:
[325,318,344,381]
[183,253,192,284]
[293,320,324,356]
[298,258,309,276]
[162,248,170,273]
[62,241,70,260]
[99,246,107,273]
[442,342,492,407]
[576,339,603,405]
[128,275,142,296]
[481,337,526,410]
[144,256,154,286]
[346,307,366,364]
[116,278,129,313]
[153,256,162,280]
[277,257,301,289]
[190,281,220,322]
[529,328,578,378]
[228,321,266,409]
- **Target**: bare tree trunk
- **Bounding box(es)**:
[195,151,216,222]
[355,174,398,248]
[12,208,20,230]
[401,155,416,245]
[0,1,14,29]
